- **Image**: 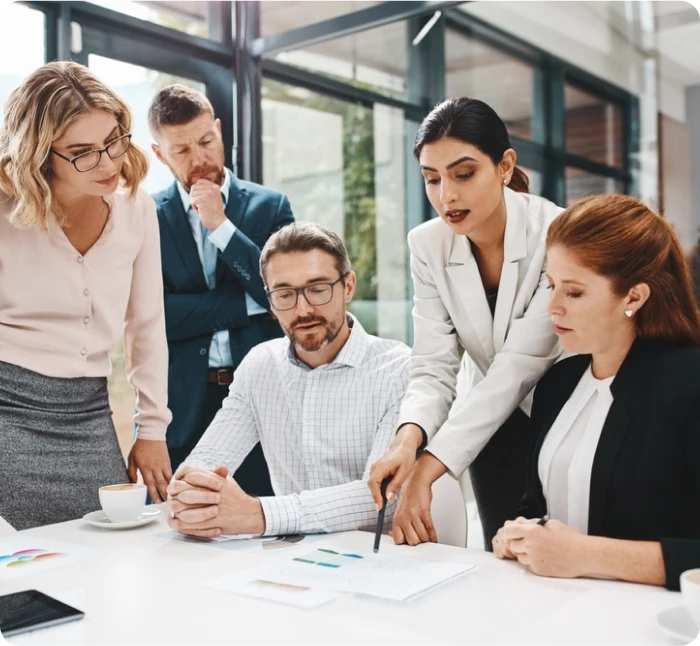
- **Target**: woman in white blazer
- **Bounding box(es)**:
[368,97,563,548]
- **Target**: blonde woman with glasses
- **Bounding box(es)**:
[0,61,172,529]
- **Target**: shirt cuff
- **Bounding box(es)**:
[209,219,236,251]
[245,293,268,317]
[134,426,166,442]
[259,495,301,536]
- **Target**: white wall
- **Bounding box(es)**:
[660,115,693,249]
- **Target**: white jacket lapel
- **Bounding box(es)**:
[445,234,495,362]
[493,188,528,352]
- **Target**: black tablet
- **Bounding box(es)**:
[0,590,84,638]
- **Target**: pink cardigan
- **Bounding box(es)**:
[0,185,171,440]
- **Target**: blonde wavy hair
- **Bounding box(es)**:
[0,61,149,230]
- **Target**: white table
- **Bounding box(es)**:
[1,505,688,645]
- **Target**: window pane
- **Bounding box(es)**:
[566,167,624,205]
[87,1,214,39]
[445,29,541,142]
[267,22,407,101]
[565,85,624,167]
[0,5,44,121]
[261,1,382,37]
[262,79,410,343]
[88,55,205,457]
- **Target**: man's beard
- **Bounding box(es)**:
[285,315,345,353]
[180,164,226,192]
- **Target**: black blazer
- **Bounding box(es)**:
[153,174,294,449]
[519,338,700,591]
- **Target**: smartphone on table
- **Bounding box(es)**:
[0,589,84,638]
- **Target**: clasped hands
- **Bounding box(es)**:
[167,465,266,538]
[493,516,590,578]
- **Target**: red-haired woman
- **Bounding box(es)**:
[493,194,700,590]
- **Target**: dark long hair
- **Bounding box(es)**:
[413,97,529,193]
[548,194,700,347]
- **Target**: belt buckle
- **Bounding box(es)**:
[216,369,230,386]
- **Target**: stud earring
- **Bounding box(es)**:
[624,309,633,318]
[503,178,508,185]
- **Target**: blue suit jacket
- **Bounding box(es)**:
[153,174,294,449]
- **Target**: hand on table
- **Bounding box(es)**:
[167,465,265,538]
[498,517,590,578]
[492,517,539,559]
[389,469,437,546]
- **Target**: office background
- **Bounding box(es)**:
[3,0,699,483]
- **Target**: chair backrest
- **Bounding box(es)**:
[430,472,467,548]
[0,514,16,535]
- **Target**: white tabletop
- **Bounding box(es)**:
[1,505,688,645]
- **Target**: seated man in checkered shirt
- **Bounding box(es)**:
[166,222,411,537]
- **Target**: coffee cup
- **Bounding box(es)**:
[98,483,147,523]
[680,568,700,630]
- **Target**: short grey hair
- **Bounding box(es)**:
[260,222,352,282]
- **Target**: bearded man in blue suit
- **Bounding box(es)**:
[148,85,294,494]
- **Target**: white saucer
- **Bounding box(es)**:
[656,605,699,643]
[83,507,161,529]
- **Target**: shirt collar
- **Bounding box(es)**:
[285,313,369,370]
[176,168,231,214]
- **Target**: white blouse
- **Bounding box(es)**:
[538,365,615,534]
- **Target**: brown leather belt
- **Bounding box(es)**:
[207,368,234,386]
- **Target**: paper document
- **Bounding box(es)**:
[209,574,342,609]
[157,530,266,544]
[216,544,476,601]
[0,537,103,581]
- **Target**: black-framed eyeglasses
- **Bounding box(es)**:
[50,132,132,173]
[266,274,348,312]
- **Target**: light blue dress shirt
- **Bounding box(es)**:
[177,169,267,369]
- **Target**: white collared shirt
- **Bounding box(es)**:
[183,314,411,536]
[176,169,266,368]
[538,365,615,534]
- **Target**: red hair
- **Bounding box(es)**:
[547,194,700,347]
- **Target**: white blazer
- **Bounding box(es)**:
[397,187,564,478]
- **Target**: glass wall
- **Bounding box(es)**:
[444,21,631,206]
[260,1,382,37]
[445,29,542,142]
[565,167,625,205]
[266,21,408,101]
[563,83,627,203]
[565,84,624,167]
[261,79,410,342]
[0,4,45,120]
[87,1,210,39]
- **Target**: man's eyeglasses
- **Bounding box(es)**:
[266,275,347,312]
[50,132,132,173]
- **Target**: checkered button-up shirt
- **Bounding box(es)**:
[184,314,411,535]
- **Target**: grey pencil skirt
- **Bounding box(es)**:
[0,360,129,530]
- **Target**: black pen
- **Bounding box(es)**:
[537,514,550,526]
[373,477,391,553]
